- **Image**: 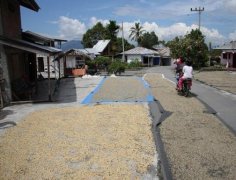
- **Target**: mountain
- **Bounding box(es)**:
[61,40,84,51]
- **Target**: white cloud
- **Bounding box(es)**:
[224,0,236,13]
[119,21,225,45]
[229,30,236,40]
[57,16,86,40]
[54,16,226,45]
[89,17,109,27]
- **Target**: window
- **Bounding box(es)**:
[223,53,227,59]
[75,57,85,68]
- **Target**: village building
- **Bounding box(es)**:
[153,44,172,66]
[121,47,160,66]
[214,41,236,69]
[62,40,111,76]
[0,0,63,105]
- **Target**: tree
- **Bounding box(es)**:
[116,37,135,52]
[185,29,208,68]
[167,36,187,59]
[82,22,107,48]
[129,22,145,46]
[105,20,120,42]
[140,31,158,49]
[167,29,208,68]
[82,20,134,55]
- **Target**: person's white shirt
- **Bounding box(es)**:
[182,65,193,79]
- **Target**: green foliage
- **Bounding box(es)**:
[85,60,97,75]
[127,59,142,69]
[116,37,135,52]
[82,22,107,48]
[82,20,135,56]
[108,59,126,75]
[167,29,209,69]
[105,20,120,41]
[94,56,112,71]
[140,31,159,49]
[209,49,222,57]
[129,22,145,46]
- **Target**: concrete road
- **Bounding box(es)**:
[146,66,236,135]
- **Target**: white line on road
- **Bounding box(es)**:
[162,74,176,85]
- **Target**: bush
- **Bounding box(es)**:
[127,59,142,69]
[86,60,97,75]
[94,56,112,71]
[108,59,126,75]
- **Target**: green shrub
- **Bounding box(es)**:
[108,59,126,75]
[127,59,142,69]
[94,56,112,71]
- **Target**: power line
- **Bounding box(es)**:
[190,7,204,30]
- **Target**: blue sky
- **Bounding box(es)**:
[21,0,236,46]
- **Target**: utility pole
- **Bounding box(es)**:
[121,21,125,61]
[190,7,204,30]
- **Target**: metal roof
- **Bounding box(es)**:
[214,41,236,50]
[84,48,100,55]
[0,35,61,56]
[122,47,159,55]
[23,31,67,45]
[93,40,110,53]
[158,47,171,57]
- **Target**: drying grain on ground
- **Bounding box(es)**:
[0,104,157,179]
[145,73,236,180]
[194,71,236,94]
[91,76,149,103]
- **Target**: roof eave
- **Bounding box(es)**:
[0,35,61,56]
[19,0,40,12]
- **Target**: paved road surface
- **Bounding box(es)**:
[146,66,236,135]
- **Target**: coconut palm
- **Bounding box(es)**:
[129,22,145,46]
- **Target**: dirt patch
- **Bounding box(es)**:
[194,71,236,94]
[0,104,157,179]
[145,73,236,180]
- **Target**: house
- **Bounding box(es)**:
[153,44,172,66]
[121,47,160,66]
[60,40,112,77]
[61,49,91,77]
[214,41,236,68]
[92,39,111,56]
[0,0,62,104]
[22,31,67,79]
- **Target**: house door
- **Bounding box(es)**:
[233,53,236,68]
[28,53,37,82]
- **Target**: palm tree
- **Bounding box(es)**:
[129,22,145,46]
[106,20,120,41]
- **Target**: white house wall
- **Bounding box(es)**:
[37,54,62,79]
[127,55,142,63]
[220,52,233,66]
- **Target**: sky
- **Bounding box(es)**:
[21,0,236,46]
